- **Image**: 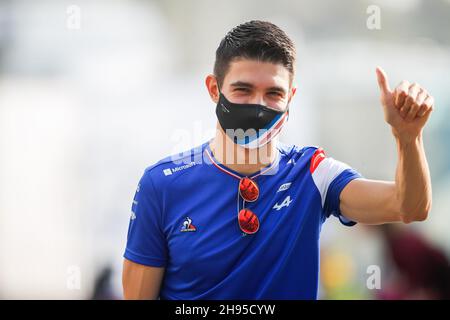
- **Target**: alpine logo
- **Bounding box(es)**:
[273,195,293,211]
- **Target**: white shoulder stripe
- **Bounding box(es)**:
[311,157,352,207]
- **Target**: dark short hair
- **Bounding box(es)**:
[214,20,296,89]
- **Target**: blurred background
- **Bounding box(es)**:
[0,0,449,299]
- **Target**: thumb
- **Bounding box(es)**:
[376,66,391,95]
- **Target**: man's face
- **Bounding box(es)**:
[219,58,295,112]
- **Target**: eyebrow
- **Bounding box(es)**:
[229,81,287,95]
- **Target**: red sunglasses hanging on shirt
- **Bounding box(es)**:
[238,177,260,234]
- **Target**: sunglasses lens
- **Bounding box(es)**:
[238,208,260,234]
[239,177,259,202]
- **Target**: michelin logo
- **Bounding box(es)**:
[163,162,197,176]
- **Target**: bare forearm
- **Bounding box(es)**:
[394,132,432,222]
[122,259,164,300]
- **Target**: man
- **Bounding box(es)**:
[122,20,433,299]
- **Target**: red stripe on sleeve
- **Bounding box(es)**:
[310,147,326,174]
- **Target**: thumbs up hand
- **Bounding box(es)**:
[375,67,434,141]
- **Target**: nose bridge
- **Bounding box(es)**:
[249,89,265,105]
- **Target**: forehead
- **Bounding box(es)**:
[223,58,291,89]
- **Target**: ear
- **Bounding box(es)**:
[205,74,220,103]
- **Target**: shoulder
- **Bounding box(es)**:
[277,142,323,166]
[277,142,349,175]
[139,141,207,187]
[277,141,319,155]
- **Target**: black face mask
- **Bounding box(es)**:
[215,92,289,149]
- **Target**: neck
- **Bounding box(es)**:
[209,124,278,176]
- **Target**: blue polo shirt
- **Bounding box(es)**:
[124,140,363,299]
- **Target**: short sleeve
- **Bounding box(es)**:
[310,148,364,226]
[323,167,363,226]
[123,172,168,267]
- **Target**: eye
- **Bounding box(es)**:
[268,91,283,97]
[234,88,250,92]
